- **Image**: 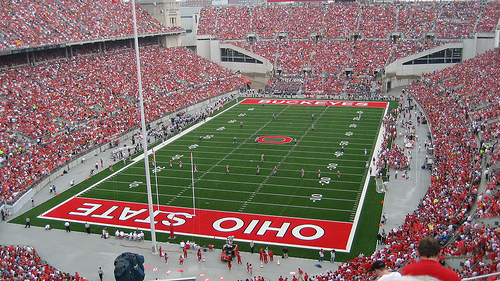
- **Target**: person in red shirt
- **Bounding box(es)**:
[402,237,461,281]
[179,255,184,266]
[228,260,232,271]
[197,249,202,262]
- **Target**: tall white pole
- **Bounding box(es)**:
[191,153,196,216]
[131,0,157,254]
[153,150,160,211]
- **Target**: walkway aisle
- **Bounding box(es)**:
[377,92,432,241]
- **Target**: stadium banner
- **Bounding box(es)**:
[40,197,353,251]
[240,98,387,108]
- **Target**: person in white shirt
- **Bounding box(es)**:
[371,260,401,280]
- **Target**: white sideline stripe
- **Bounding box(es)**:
[345,102,390,252]
[40,102,240,218]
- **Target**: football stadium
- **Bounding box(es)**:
[0,0,499,280]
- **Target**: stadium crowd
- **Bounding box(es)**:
[230,38,446,99]
[313,49,500,280]
[202,1,499,101]
[198,2,497,40]
[1,0,499,280]
[0,0,181,51]
[0,44,245,204]
[0,245,85,280]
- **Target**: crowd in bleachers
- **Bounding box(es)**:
[313,49,500,280]
[1,0,500,279]
[0,44,244,204]
[198,2,498,40]
[225,37,445,100]
[202,2,500,101]
[359,5,397,39]
[0,245,85,280]
[229,38,443,78]
[0,0,181,51]
[266,78,302,95]
[476,2,500,33]
[434,1,482,39]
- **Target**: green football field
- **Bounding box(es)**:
[14,98,391,261]
[84,100,384,222]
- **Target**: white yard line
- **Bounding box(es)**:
[345,102,390,252]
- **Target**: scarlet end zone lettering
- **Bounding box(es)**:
[40,197,353,251]
[240,98,387,108]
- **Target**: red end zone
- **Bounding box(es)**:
[40,197,353,251]
[241,98,387,108]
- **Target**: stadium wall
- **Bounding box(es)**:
[180,8,202,47]
[162,33,183,47]
[196,38,273,74]
[385,35,496,90]
[496,30,500,48]
[138,0,181,31]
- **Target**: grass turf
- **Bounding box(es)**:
[11,99,394,261]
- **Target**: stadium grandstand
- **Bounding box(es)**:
[1,0,500,280]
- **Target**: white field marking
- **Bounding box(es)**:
[345,102,389,252]
[105,174,363,195]
[91,184,358,202]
